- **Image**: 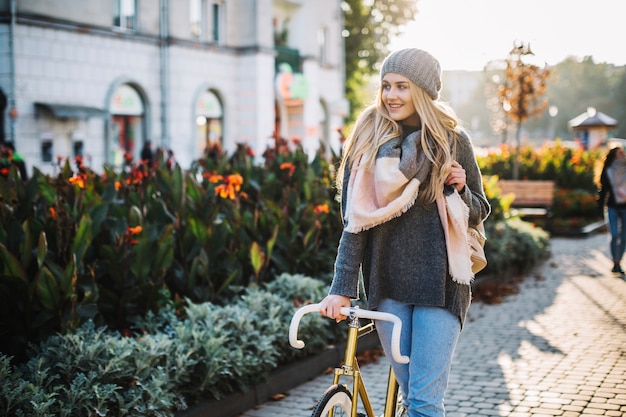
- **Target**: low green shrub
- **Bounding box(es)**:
[552,187,598,219]
[0,273,333,417]
[0,321,186,417]
[482,217,551,277]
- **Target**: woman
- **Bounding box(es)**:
[318,48,491,416]
[597,145,626,274]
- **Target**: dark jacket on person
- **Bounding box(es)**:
[598,162,626,211]
[140,143,153,166]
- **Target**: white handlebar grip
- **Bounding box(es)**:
[339,307,409,364]
[289,303,409,364]
[289,303,322,349]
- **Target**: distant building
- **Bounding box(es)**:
[568,107,618,149]
[0,0,348,173]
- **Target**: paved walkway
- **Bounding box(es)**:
[241,232,626,417]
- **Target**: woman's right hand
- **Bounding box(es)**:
[318,294,352,322]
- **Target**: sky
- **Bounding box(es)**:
[390,0,626,71]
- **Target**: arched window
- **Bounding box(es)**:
[195,90,223,158]
[109,84,145,167]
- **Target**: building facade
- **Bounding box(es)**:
[0,0,348,173]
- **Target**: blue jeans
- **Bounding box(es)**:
[375,299,461,417]
[608,207,626,262]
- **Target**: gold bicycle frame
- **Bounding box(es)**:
[329,313,400,417]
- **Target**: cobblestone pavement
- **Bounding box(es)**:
[240,232,626,417]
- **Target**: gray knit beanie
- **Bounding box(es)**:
[380,48,442,100]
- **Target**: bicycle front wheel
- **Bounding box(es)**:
[311,384,354,417]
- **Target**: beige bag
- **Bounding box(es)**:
[468,222,487,274]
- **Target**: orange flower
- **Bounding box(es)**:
[226,173,243,190]
[280,162,296,177]
[126,167,145,185]
[213,173,244,200]
[570,151,582,165]
[49,207,56,219]
[203,172,224,183]
[125,225,142,245]
[215,183,235,200]
[115,181,121,191]
[314,204,330,215]
[127,226,142,235]
[69,174,86,189]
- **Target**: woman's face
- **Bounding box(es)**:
[381,73,419,126]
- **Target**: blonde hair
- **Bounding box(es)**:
[337,81,459,205]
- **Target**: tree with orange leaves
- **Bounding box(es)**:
[497,41,551,179]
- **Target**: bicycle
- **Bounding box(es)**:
[289,303,409,417]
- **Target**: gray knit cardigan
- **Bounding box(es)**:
[329,127,491,328]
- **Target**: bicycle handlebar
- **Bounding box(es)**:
[289,303,409,364]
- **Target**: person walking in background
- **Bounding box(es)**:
[140,140,153,170]
[0,141,28,180]
[0,142,9,177]
[318,48,490,416]
[597,145,626,274]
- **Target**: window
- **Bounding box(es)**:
[114,0,137,31]
[212,2,221,43]
[41,140,53,163]
[190,0,223,43]
[195,90,224,157]
[73,141,84,158]
[190,0,207,39]
[109,84,145,166]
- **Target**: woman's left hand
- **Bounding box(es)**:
[445,160,466,193]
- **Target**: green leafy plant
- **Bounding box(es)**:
[0,273,334,416]
[0,138,342,359]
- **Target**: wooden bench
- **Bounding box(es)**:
[498,180,556,229]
